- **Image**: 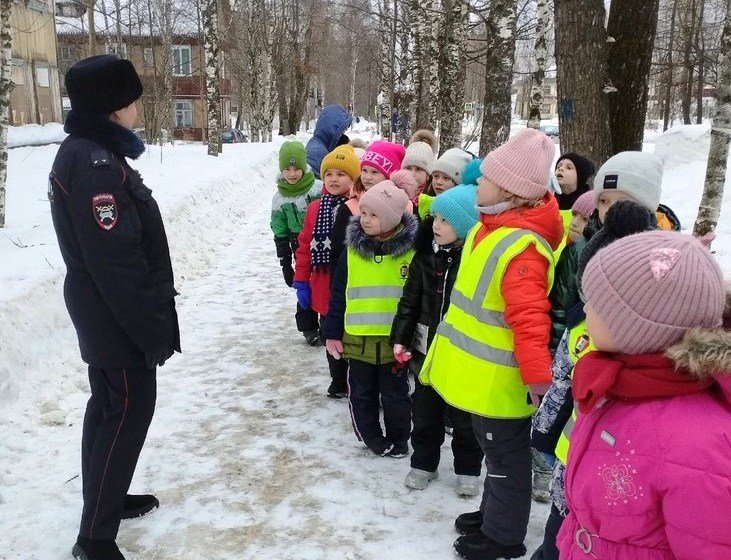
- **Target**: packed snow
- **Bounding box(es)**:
[0,124,729,559]
[7,123,67,148]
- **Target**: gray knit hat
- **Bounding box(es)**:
[402,141,436,174]
[593,151,663,212]
[433,148,473,184]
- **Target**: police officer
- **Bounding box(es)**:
[49,55,180,560]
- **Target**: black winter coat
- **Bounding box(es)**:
[390,216,462,358]
[548,236,586,353]
[49,111,180,369]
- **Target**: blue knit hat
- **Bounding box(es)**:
[430,185,479,239]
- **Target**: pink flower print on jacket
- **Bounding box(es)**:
[598,439,644,506]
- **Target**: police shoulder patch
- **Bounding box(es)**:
[92,193,118,230]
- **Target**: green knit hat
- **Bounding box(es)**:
[279,141,307,172]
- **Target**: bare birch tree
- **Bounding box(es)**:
[438,0,468,151]
[693,0,731,240]
[527,0,551,129]
[203,0,222,155]
[0,0,9,228]
[377,0,392,137]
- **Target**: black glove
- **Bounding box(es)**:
[145,346,175,370]
[275,236,293,259]
[280,258,295,287]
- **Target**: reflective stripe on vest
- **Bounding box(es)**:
[344,247,415,336]
[419,225,555,418]
[555,320,594,464]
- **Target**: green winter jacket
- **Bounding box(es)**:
[548,236,586,353]
[270,175,322,238]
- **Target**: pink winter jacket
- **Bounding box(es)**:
[558,323,731,560]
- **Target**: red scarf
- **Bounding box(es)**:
[573,352,714,414]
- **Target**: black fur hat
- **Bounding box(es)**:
[65,55,143,115]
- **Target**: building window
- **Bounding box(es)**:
[11,62,24,85]
[143,48,154,67]
[172,45,192,76]
[59,45,79,64]
[36,66,50,88]
[106,42,127,59]
[174,100,193,127]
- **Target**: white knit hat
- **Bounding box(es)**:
[593,152,663,212]
[402,141,436,174]
[433,148,473,184]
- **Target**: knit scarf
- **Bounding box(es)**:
[277,170,315,197]
[311,193,347,270]
[573,351,714,414]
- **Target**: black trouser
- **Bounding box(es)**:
[471,415,532,546]
[410,380,483,476]
[347,359,411,446]
[319,315,348,392]
[80,365,156,540]
[533,504,565,560]
[295,303,319,333]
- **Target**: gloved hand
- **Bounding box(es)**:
[292,281,311,309]
[145,346,175,370]
[528,382,551,407]
[393,344,412,364]
[280,258,295,287]
[326,339,344,359]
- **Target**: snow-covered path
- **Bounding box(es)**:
[0,144,549,559]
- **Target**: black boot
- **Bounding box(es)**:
[454,531,527,560]
[121,494,159,519]
[455,510,483,535]
[72,537,125,560]
[303,330,322,347]
[327,380,347,399]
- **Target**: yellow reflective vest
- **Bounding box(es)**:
[554,208,572,261]
[554,320,594,464]
[419,225,555,418]
[344,247,415,337]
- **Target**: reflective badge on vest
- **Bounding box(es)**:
[574,334,590,355]
[400,264,409,279]
[92,193,118,230]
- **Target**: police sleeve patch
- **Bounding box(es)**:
[92,193,118,230]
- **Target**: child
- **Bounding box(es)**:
[554,153,594,213]
[390,184,484,496]
[401,129,438,210]
[271,140,323,346]
[322,182,418,457]
[420,128,564,560]
[330,141,407,275]
[557,230,731,560]
[293,143,361,398]
[420,150,476,219]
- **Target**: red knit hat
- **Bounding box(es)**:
[479,128,555,200]
[361,141,406,179]
[582,230,725,354]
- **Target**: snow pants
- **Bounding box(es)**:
[472,415,532,546]
[347,359,411,447]
[79,365,156,540]
[295,303,319,333]
[410,379,483,476]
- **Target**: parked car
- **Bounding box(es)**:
[221,128,248,144]
[540,123,559,138]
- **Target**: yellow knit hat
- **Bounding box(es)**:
[320,144,361,181]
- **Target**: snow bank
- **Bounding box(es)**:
[7,123,67,148]
[653,123,711,167]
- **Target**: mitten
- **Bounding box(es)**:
[292,281,311,309]
[326,339,344,359]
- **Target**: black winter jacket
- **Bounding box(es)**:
[390,216,462,358]
[49,111,180,369]
[548,236,586,353]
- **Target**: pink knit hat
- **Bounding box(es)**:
[390,169,420,200]
[582,230,725,354]
[479,128,555,200]
[571,190,595,219]
[361,141,406,179]
[359,180,409,233]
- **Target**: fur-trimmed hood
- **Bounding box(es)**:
[666,288,731,396]
[64,110,146,159]
[345,213,418,259]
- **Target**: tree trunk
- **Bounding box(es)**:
[410,0,423,128]
[0,0,10,228]
[606,0,660,153]
[438,0,468,151]
[695,0,705,124]
[681,0,697,124]
[555,0,612,166]
[693,0,731,240]
[478,0,517,156]
[87,0,96,53]
[203,0,222,155]
[663,0,678,131]
[527,0,551,129]
[425,0,440,127]
[378,0,392,138]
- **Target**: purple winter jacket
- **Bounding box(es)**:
[558,322,731,560]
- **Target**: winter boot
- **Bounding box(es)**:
[454,531,527,560]
[456,475,480,497]
[404,468,438,489]
[532,449,552,503]
[303,330,322,347]
[72,538,125,560]
[366,437,394,457]
[455,510,483,535]
[386,442,409,459]
[326,380,347,399]
[121,494,159,519]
